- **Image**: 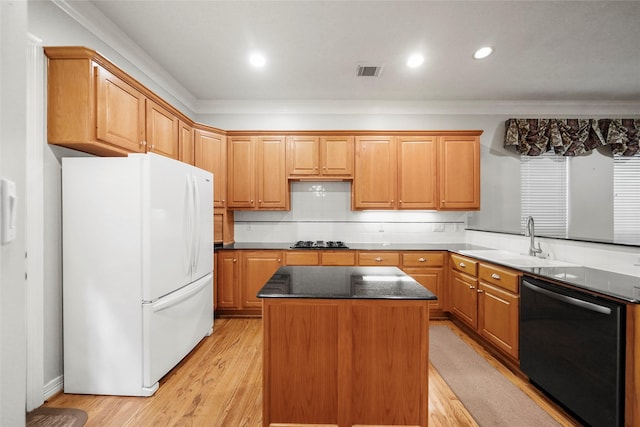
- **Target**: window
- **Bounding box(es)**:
[613,154,640,243]
[521,153,568,238]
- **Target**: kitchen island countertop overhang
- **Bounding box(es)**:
[257,265,438,300]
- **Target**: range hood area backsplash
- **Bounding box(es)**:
[233,182,467,244]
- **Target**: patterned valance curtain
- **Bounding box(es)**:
[504,118,640,156]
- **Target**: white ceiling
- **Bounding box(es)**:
[67,1,640,112]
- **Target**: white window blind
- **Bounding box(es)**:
[613,154,640,243]
[521,153,568,238]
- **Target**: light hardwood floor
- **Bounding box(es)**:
[43,318,578,427]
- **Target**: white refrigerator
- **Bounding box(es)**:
[62,153,214,396]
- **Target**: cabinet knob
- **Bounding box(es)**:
[468,285,476,290]
[140,141,146,147]
[418,257,427,262]
[459,262,466,268]
[232,258,237,262]
[149,144,155,150]
[477,289,484,293]
[374,257,383,262]
[258,200,262,203]
[491,273,501,280]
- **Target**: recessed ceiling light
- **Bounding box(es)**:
[407,53,425,68]
[473,47,493,60]
[249,52,266,67]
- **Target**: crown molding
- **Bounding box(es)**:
[52,0,198,113]
[195,99,640,116]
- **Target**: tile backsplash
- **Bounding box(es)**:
[234,181,467,244]
[232,182,640,278]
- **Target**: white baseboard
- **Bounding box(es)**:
[43,376,63,401]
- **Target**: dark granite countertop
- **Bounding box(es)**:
[221,241,486,251]
[219,242,640,304]
[257,266,438,300]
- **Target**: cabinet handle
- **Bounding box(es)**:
[258,200,262,203]
[477,289,484,293]
[491,273,501,280]
[418,257,427,262]
[277,259,281,262]
[468,285,476,290]
[232,258,237,262]
[374,257,383,262]
[140,140,146,147]
[149,144,155,150]
[459,262,466,268]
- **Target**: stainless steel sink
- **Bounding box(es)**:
[459,249,580,268]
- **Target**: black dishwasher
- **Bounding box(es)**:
[520,275,625,427]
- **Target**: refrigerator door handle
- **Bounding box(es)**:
[183,175,194,276]
[148,274,211,312]
[191,175,201,273]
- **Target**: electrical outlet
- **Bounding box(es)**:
[433,223,445,232]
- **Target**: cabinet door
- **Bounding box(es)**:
[288,135,320,177]
[439,136,480,210]
[178,120,194,165]
[257,136,288,209]
[227,136,256,208]
[241,251,283,309]
[397,136,437,209]
[96,66,145,152]
[145,99,179,159]
[402,267,443,311]
[195,129,227,207]
[353,136,396,209]
[217,251,239,309]
[449,270,478,329]
[357,251,400,266]
[320,251,356,266]
[321,136,354,177]
[284,251,320,266]
[478,282,519,359]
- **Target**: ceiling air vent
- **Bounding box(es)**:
[357,65,383,77]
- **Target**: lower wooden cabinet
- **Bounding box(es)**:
[448,254,520,360]
[217,250,239,310]
[401,251,445,317]
[216,250,282,316]
[241,251,283,310]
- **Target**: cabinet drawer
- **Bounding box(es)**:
[402,251,444,267]
[321,251,356,266]
[285,251,320,266]
[358,251,400,266]
[479,263,519,294]
[450,254,478,276]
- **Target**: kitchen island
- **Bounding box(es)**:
[258,266,436,427]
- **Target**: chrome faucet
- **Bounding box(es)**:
[526,216,543,257]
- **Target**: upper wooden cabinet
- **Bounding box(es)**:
[397,136,438,209]
[227,135,289,210]
[45,46,187,159]
[287,135,354,179]
[195,128,227,208]
[353,136,397,209]
[439,135,480,210]
[145,99,179,159]
[178,120,195,165]
[353,133,481,210]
